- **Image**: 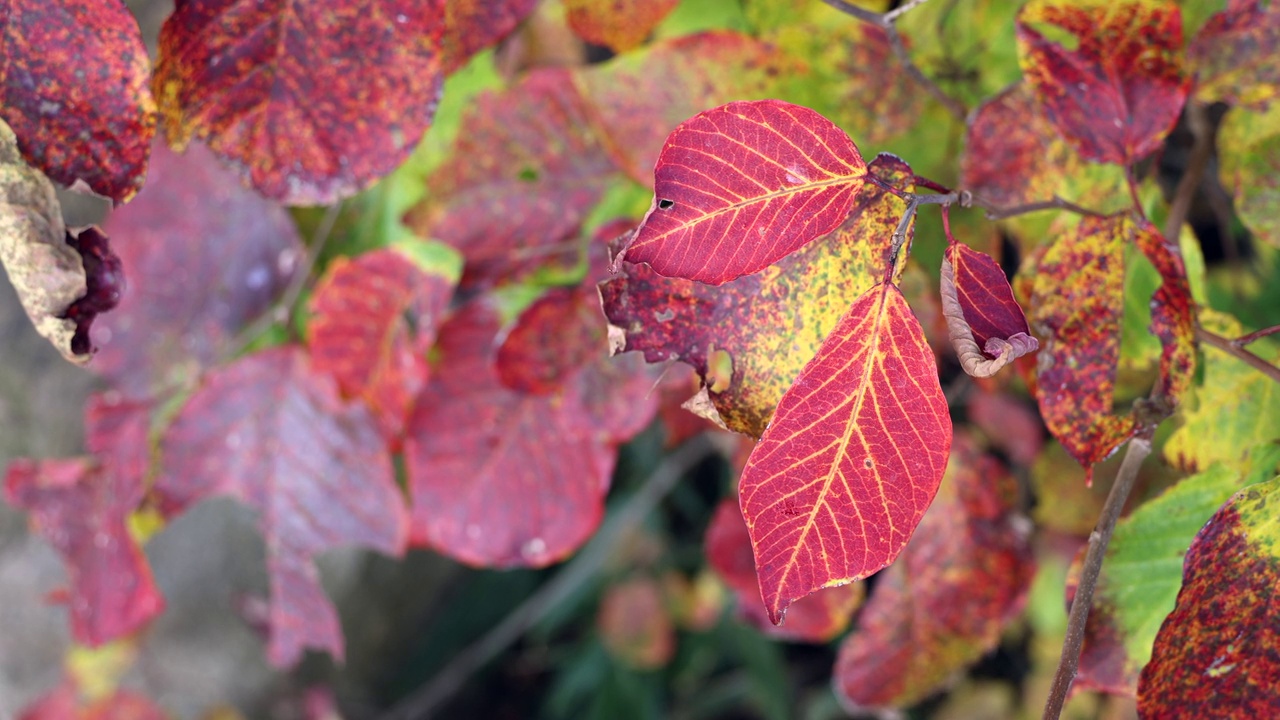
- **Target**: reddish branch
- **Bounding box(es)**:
[1197,328,1280,385]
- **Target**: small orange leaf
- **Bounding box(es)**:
[565,0,679,53]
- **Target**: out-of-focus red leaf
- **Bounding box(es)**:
[3,394,163,646]
[307,246,454,441]
[155,347,406,667]
[967,390,1044,466]
[597,577,676,669]
[565,0,679,53]
[654,364,723,446]
[441,0,538,74]
[739,281,951,625]
[20,684,168,720]
[941,242,1038,378]
[1138,477,1280,717]
[1189,0,1280,109]
[496,285,604,395]
[617,100,869,285]
[834,434,1034,710]
[705,499,862,642]
[0,0,155,202]
[153,0,445,204]
[1030,215,1135,469]
[962,84,1080,209]
[95,142,301,397]
[1133,220,1197,405]
[406,301,656,567]
[1016,0,1189,164]
[1065,551,1139,695]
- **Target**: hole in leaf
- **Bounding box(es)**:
[864,458,874,469]
[707,347,733,393]
[658,199,675,210]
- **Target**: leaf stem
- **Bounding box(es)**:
[1196,327,1280,385]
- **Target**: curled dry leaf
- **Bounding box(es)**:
[940,242,1037,378]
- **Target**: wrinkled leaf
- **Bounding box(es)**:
[1188,0,1280,109]
[565,0,679,52]
[597,577,676,669]
[496,284,605,395]
[442,0,538,73]
[941,241,1038,377]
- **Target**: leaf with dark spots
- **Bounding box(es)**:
[496,285,605,395]
[154,0,446,204]
[1132,220,1196,404]
[441,0,538,74]
[95,142,302,397]
[0,0,155,202]
[941,242,1037,378]
[1188,0,1280,109]
[617,99,869,285]
[565,0,680,53]
[156,347,407,667]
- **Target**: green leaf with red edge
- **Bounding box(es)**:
[1132,219,1196,403]
[405,68,617,288]
[705,499,863,642]
[597,577,676,670]
[1016,0,1189,165]
[153,0,445,204]
[405,300,656,567]
[1218,101,1280,249]
[617,99,869,286]
[739,280,952,625]
[601,153,911,438]
[95,142,302,397]
[156,347,407,667]
[833,434,1034,710]
[441,0,537,74]
[1138,471,1280,717]
[575,31,790,187]
[565,0,679,53]
[1030,215,1135,469]
[496,285,605,395]
[1188,0,1280,109]
[941,241,1038,378]
[0,0,155,202]
[307,245,455,442]
[20,684,168,720]
[3,394,163,647]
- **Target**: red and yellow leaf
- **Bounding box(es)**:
[1218,100,1280,249]
[441,0,537,74]
[617,99,869,285]
[565,0,679,53]
[1132,219,1196,404]
[1188,0,1280,109]
[597,577,676,669]
[739,281,951,624]
[154,0,446,204]
[941,241,1038,378]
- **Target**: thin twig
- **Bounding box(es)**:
[1163,103,1214,244]
[1197,327,1280,385]
[1233,325,1280,348]
[381,436,719,720]
[884,0,935,24]
[966,194,1107,221]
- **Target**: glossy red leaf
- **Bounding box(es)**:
[3,395,163,646]
[95,142,302,397]
[565,0,680,53]
[0,0,155,202]
[1016,0,1189,164]
[739,281,952,624]
[617,99,869,285]
[1189,0,1280,109]
[154,0,446,204]
[1133,220,1196,404]
[496,285,605,395]
[941,242,1038,378]
[834,435,1034,709]
[156,347,406,667]
[597,577,676,669]
[307,246,454,440]
[441,0,538,74]
[1030,215,1135,469]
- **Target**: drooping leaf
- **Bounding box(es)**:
[617,99,869,285]
[307,245,456,441]
[154,0,446,204]
[565,0,680,52]
[597,577,676,670]
[0,0,155,202]
[739,280,951,624]
[1188,0,1280,109]
[1030,215,1135,469]
[601,154,910,438]
[1016,0,1189,164]
[941,241,1038,378]
[156,347,407,667]
[95,142,302,397]
[441,0,538,74]
[1218,101,1280,249]
[705,499,863,642]
[496,284,605,395]
[1132,219,1196,403]
[833,434,1034,709]
[1138,472,1280,717]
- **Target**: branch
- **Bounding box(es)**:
[1197,327,1280,385]
[963,193,1107,221]
[1234,325,1280,348]
[1163,103,1214,244]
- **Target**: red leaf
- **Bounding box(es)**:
[441,0,538,74]
[496,285,605,395]
[95,143,302,397]
[3,395,164,646]
[154,0,446,204]
[1188,0,1280,109]
[156,347,406,667]
[966,390,1044,466]
[941,242,1038,378]
[961,84,1080,209]
[617,99,869,285]
[565,0,680,53]
[20,684,168,720]
[1016,0,1189,164]
[739,281,952,624]
[0,0,155,202]
[597,577,676,669]
[307,247,454,441]
[1133,220,1197,405]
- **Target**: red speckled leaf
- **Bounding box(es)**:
[739,281,952,624]
[0,0,155,202]
[154,0,445,204]
[834,434,1034,709]
[95,142,301,397]
[617,100,868,285]
[1132,220,1196,404]
[1030,215,1135,468]
[565,0,679,53]
[307,246,454,441]
[406,301,655,567]
[406,68,616,287]
[496,285,604,395]
[441,0,537,74]
[1189,0,1280,109]
[597,577,676,669]
[3,394,163,646]
[705,499,862,642]
[1016,0,1189,164]
[1138,475,1280,717]
[156,347,407,667]
[941,242,1038,378]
